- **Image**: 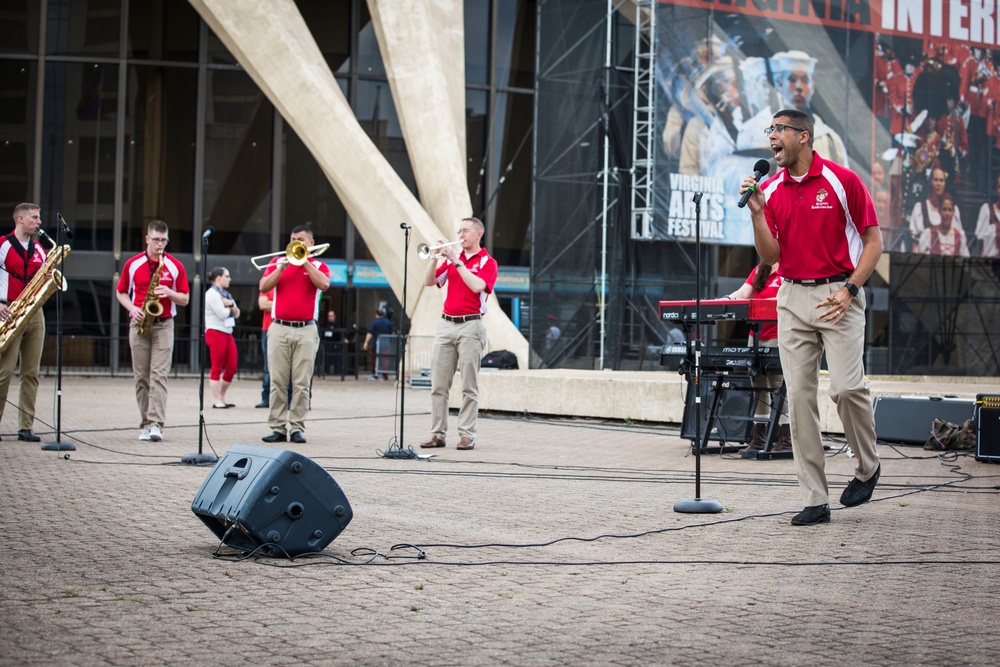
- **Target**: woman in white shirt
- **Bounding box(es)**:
[974,173,1000,258]
[205,267,240,408]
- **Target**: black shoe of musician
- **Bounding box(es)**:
[791,504,831,526]
[255,400,269,409]
[261,431,287,443]
[18,429,41,442]
[840,464,881,507]
[289,431,306,444]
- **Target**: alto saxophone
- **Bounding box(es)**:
[0,231,70,354]
[135,253,165,337]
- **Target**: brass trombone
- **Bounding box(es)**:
[251,240,330,270]
[417,240,462,260]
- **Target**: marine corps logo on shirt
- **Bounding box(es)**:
[813,188,834,210]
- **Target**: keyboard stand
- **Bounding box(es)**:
[690,373,745,455]
[742,381,793,460]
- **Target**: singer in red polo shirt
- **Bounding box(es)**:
[258,225,330,445]
[741,109,882,527]
[419,217,498,451]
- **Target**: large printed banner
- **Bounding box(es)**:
[653,0,1000,257]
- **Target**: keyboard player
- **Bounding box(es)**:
[723,261,789,453]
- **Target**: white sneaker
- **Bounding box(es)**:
[149,424,163,442]
[138,428,152,441]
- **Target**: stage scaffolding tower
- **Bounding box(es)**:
[629,0,656,241]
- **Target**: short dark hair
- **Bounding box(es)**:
[772,109,814,148]
[147,220,168,235]
[291,224,314,238]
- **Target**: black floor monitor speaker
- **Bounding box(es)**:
[975,395,1000,462]
[191,444,353,557]
[873,396,975,445]
[681,374,755,443]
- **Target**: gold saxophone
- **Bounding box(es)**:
[135,252,165,337]
[0,231,70,354]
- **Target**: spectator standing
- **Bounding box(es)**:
[204,266,240,408]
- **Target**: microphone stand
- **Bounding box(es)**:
[182,230,218,465]
[674,192,722,514]
[382,222,417,459]
[42,215,75,452]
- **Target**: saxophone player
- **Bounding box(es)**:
[0,203,49,442]
[115,220,190,442]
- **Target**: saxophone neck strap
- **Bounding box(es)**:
[6,233,36,284]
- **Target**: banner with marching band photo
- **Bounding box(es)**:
[653,0,1000,258]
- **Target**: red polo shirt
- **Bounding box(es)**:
[746,265,782,341]
[262,258,329,321]
[435,247,498,316]
[760,152,879,281]
[0,233,46,302]
[116,251,190,319]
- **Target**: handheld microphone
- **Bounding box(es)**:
[57,213,74,240]
[202,226,215,240]
[399,222,411,229]
[737,159,771,209]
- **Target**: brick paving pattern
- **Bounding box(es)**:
[1,376,997,666]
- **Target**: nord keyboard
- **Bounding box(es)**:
[658,298,777,324]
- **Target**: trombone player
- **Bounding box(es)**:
[0,203,52,442]
[116,220,190,442]
[257,225,330,445]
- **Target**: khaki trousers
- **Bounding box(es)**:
[0,310,45,430]
[129,318,174,428]
[429,318,486,440]
[267,322,318,435]
[777,282,880,506]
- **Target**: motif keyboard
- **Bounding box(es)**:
[660,344,782,374]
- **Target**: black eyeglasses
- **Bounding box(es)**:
[764,123,807,137]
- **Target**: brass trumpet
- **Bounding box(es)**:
[417,240,461,260]
[251,240,330,270]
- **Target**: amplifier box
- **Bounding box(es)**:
[681,374,755,444]
[975,394,1000,463]
[873,396,975,445]
[191,444,353,557]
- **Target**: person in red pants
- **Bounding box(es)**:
[205,266,240,408]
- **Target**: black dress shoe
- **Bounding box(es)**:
[255,401,269,409]
[791,504,831,526]
[289,431,306,444]
[17,429,41,442]
[261,431,287,443]
[840,464,881,507]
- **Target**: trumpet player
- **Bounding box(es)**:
[258,225,330,445]
[115,220,190,442]
[0,203,49,442]
[419,217,498,451]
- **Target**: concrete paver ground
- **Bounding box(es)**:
[1,376,997,666]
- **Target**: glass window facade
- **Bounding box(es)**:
[1,0,536,373]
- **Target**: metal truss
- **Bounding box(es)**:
[629,0,655,239]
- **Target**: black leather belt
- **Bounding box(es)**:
[442,313,481,323]
[784,273,850,286]
[273,319,315,328]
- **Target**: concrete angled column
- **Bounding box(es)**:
[190,0,528,368]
